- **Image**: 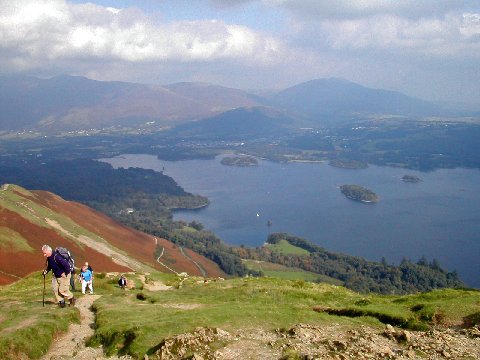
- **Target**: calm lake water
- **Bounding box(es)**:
[102,154,480,287]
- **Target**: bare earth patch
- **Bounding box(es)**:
[139,273,172,291]
[40,295,132,360]
[0,317,38,335]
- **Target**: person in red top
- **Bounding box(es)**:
[42,245,76,308]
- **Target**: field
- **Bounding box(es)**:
[1,271,479,359]
[242,259,342,285]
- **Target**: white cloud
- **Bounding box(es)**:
[318,13,480,59]
[0,0,283,70]
[0,0,479,103]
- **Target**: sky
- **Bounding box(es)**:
[1,0,479,105]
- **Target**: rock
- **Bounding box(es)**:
[399,330,412,343]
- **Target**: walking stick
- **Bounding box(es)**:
[42,273,46,307]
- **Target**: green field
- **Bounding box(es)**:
[265,239,310,255]
[242,259,342,285]
[1,271,479,359]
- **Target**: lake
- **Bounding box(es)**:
[102,154,480,287]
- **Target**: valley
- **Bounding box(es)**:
[0,75,479,359]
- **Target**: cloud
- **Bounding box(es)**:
[0,0,283,72]
[269,0,479,20]
[318,13,480,59]
[0,0,479,103]
[208,0,254,9]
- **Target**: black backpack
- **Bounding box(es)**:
[54,247,75,273]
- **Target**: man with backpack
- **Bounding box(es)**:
[41,245,76,308]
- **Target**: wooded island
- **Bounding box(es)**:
[340,184,379,203]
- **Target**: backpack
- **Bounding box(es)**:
[54,247,75,273]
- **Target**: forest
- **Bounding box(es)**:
[233,233,464,294]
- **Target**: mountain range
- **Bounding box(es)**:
[0,75,447,132]
[0,184,225,285]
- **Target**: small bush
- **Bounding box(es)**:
[355,298,372,306]
[136,293,147,301]
[432,310,446,325]
[411,304,425,312]
[280,349,303,360]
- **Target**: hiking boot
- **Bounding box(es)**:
[58,300,66,308]
[69,296,76,307]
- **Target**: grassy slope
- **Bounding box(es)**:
[265,239,310,256]
[2,271,478,359]
[0,185,226,284]
[0,274,79,360]
[242,259,343,285]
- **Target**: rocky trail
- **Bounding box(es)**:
[40,273,172,360]
[39,294,132,360]
[155,323,480,359]
[38,274,480,360]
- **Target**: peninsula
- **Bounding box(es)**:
[340,184,379,203]
[329,159,368,169]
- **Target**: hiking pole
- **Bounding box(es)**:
[42,273,46,307]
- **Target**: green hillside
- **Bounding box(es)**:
[1,272,479,359]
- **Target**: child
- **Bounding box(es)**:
[80,265,94,294]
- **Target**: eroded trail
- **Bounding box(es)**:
[40,295,131,360]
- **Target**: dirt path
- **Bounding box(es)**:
[153,237,206,277]
[154,241,179,275]
[179,246,207,277]
[40,295,132,360]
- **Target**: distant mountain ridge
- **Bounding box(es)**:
[0,75,264,131]
[270,78,441,122]
[0,75,444,132]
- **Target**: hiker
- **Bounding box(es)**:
[118,274,128,289]
[85,261,93,274]
[80,264,94,294]
[41,245,76,307]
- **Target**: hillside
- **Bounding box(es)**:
[0,272,479,359]
[0,75,265,132]
[168,106,294,139]
[0,184,225,284]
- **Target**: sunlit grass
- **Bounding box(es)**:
[1,271,479,359]
[265,239,310,255]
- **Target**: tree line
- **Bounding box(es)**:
[232,233,464,294]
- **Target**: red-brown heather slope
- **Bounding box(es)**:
[0,185,225,285]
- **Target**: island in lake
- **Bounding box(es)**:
[340,184,379,203]
[402,174,422,183]
[329,159,368,169]
[221,156,258,167]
